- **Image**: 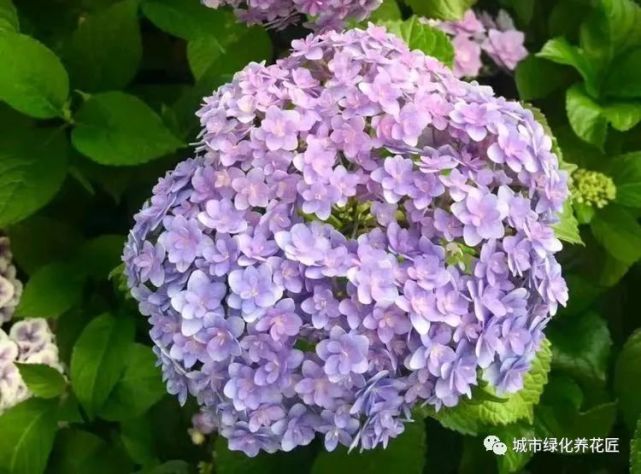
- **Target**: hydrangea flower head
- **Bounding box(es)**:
[124,25,568,456]
[426,9,528,78]
[0,237,22,324]
[203,0,382,31]
[0,318,63,413]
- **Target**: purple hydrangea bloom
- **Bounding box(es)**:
[160,215,206,272]
[170,270,227,336]
[132,241,166,287]
[483,30,528,70]
[0,237,22,324]
[426,9,528,78]
[451,187,509,246]
[451,34,483,78]
[295,360,345,409]
[317,327,369,381]
[124,26,568,457]
[371,156,417,204]
[198,199,248,234]
[203,0,382,31]
[228,264,283,321]
[254,298,302,341]
[301,285,341,329]
[0,318,63,414]
[204,315,245,361]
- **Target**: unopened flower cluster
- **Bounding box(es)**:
[124,25,568,456]
[0,237,22,324]
[426,9,528,78]
[0,318,63,413]
[572,169,616,209]
[202,0,382,31]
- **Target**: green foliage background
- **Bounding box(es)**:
[0,0,640,473]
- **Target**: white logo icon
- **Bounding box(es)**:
[484,435,508,456]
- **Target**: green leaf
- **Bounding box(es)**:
[187,25,271,81]
[120,416,158,467]
[173,28,272,138]
[16,261,86,319]
[368,0,402,22]
[70,313,135,417]
[606,152,641,207]
[434,339,552,435]
[0,126,68,227]
[615,329,641,430]
[495,423,535,474]
[186,36,224,81]
[311,419,426,474]
[405,0,477,20]
[547,311,611,386]
[48,429,107,474]
[566,84,607,149]
[537,400,617,439]
[602,101,641,131]
[580,0,641,65]
[64,0,142,92]
[540,374,584,412]
[553,199,583,245]
[8,217,84,275]
[0,0,18,33]
[515,56,572,101]
[382,17,454,66]
[537,38,596,94]
[591,204,641,264]
[604,47,641,99]
[0,32,69,118]
[99,343,165,421]
[72,92,183,166]
[0,398,58,474]
[632,418,641,474]
[15,363,66,399]
[48,428,133,474]
[548,1,585,39]
[76,235,126,280]
[142,0,232,40]
[574,201,596,225]
[500,0,534,24]
[599,251,630,287]
[559,274,603,317]
[554,124,604,169]
[458,438,495,474]
[568,402,617,438]
[57,394,84,424]
[138,460,190,474]
[55,308,91,365]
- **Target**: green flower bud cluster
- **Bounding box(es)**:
[572,169,616,209]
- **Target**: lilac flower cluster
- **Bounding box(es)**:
[0,237,22,324]
[124,25,568,456]
[425,10,528,78]
[0,318,63,413]
[202,0,382,31]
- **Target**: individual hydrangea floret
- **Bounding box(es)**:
[123,25,568,457]
[0,318,63,413]
[202,0,382,31]
[572,169,616,209]
[425,9,528,78]
[0,236,22,324]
